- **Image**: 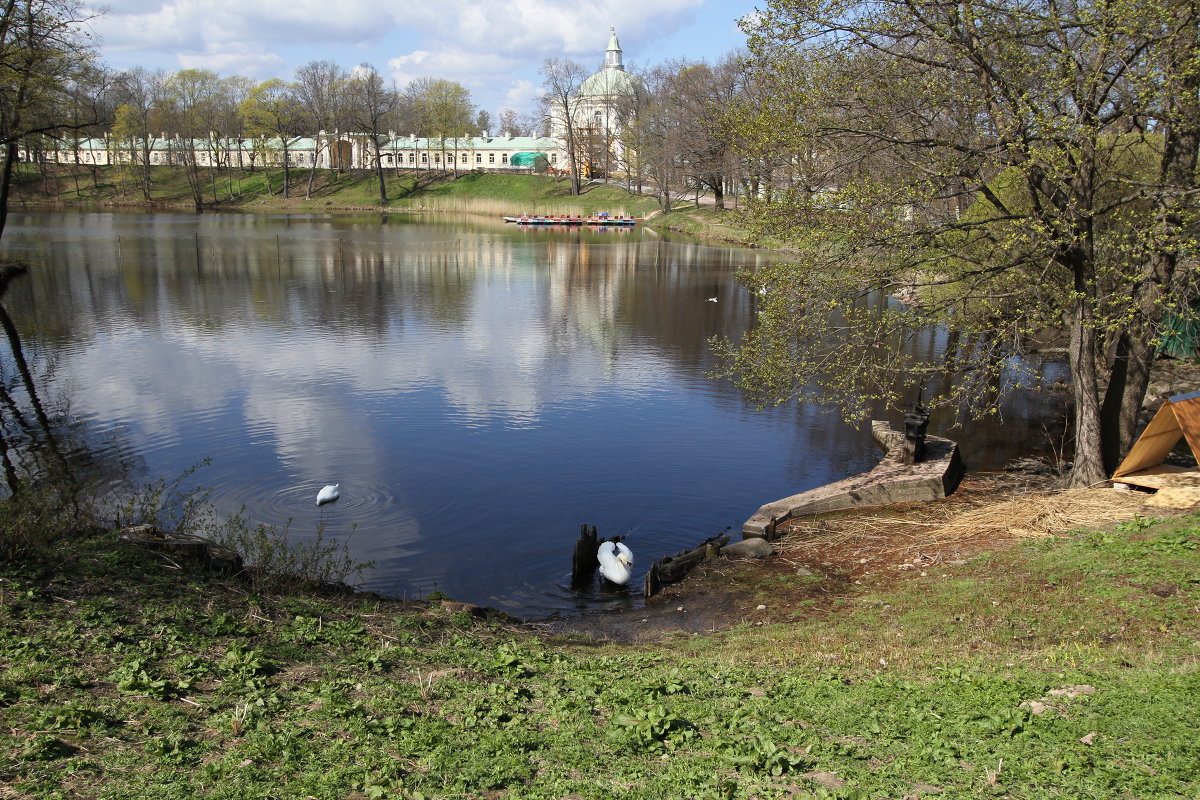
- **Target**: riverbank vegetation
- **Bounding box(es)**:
[2,479,1198,799]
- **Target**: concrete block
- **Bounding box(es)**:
[743,424,964,537]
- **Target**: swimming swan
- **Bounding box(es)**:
[316,484,340,506]
[597,540,634,585]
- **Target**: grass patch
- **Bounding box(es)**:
[11,164,663,220]
[650,206,785,248]
[2,491,1198,798]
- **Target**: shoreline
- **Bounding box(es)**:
[7,166,768,248]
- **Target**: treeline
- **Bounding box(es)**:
[65,53,767,215]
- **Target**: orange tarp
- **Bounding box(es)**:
[1112,390,1200,489]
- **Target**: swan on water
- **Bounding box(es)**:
[706,297,718,302]
[597,540,634,585]
[316,484,340,506]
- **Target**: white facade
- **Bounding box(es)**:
[26,133,564,173]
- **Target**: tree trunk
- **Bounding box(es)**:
[564,125,581,196]
[139,137,152,201]
[0,140,18,240]
[373,142,387,205]
[281,143,291,199]
[1068,298,1109,486]
[306,141,322,199]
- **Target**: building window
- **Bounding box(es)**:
[476,153,482,163]
[502,153,508,163]
[421,153,427,162]
[461,153,467,163]
[488,153,495,163]
[408,153,414,163]
[550,153,557,163]
[434,153,441,163]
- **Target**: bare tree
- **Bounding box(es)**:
[346,64,398,204]
[623,63,692,211]
[495,108,518,136]
[670,53,748,210]
[294,60,346,194]
[110,67,168,200]
[539,57,588,195]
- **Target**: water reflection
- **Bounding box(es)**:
[4,211,1067,616]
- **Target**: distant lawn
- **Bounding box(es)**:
[10,164,661,219]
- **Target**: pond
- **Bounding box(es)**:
[1,211,1070,617]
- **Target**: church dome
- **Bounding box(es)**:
[579,67,643,98]
[578,28,644,99]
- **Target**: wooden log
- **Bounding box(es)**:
[117,525,244,573]
[571,524,599,587]
[643,534,730,597]
[764,516,779,541]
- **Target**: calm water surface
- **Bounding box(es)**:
[3,211,1069,616]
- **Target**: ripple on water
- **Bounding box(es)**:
[220,478,419,537]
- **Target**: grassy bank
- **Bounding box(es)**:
[2,500,1197,798]
[647,206,783,249]
[9,164,660,220]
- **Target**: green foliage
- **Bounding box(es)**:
[145,734,199,766]
[111,657,188,700]
[722,0,1200,484]
[611,704,698,751]
[720,733,812,775]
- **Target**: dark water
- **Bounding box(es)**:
[1,211,1070,616]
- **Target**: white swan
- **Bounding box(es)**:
[316,484,340,506]
[597,540,634,585]
[706,297,718,302]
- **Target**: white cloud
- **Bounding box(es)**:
[94,0,703,65]
[177,43,287,77]
[389,0,703,61]
[90,0,723,110]
[92,0,382,49]
[503,80,541,112]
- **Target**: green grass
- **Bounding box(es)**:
[650,206,787,249]
[11,164,661,219]
[2,504,1198,798]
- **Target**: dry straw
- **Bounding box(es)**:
[777,488,1151,560]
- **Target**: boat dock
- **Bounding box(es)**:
[503,215,637,226]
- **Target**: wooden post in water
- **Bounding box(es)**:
[903,405,930,465]
[571,524,598,587]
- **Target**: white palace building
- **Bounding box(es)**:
[37,131,566,173]
[28,30,641,177]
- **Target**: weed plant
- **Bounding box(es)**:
[111,461,371,592]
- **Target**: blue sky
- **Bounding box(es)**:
[87,1,764,118]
